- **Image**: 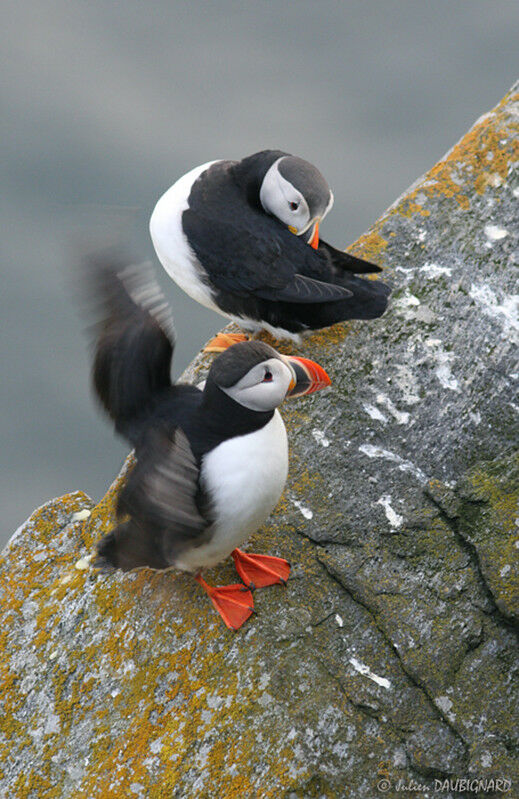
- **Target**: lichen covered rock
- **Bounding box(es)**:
[1,83,518,798]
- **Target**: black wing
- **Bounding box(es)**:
[84,251,175,440]
[182,209,352,303]
[317,239,382,274]
[96,426,211,571]
[257,273,352,302]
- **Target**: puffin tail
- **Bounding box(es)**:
[301,274,391,327]
[336,273,392,320]
[83,250,175,440]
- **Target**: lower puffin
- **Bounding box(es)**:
[86,253,331,629]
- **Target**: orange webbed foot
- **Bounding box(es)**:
[232,549,291,589]
[203,333,249,353]
[195,574,254,630]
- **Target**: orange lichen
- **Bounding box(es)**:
[350,229,388,262]
[0,475,332,796]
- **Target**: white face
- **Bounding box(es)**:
[259,158,334,236]
[220,357,295,412]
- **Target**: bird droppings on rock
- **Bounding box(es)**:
[394,290,421,321]
[74,554,93,571]
[290,499,314,520]
[420,262,453,278]
[349,657,391,690]
[374,393,410,425]
[394,264,416,278]
[362,403,388,424]
[71,509,92,522]
[469,283,519,341]
[484,223,509,241]
[358,444,428,483]
[376,495,404,529]
[311,428,330,447]
[424,339,461,393]
[435,695,453,711]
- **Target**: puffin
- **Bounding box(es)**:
[86,252,331,629]
[149,149,391,350]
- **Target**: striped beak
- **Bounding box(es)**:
[285,356,331,399]
[307,219,320,249]
[288,218,321,249]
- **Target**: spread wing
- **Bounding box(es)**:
[182,209,353,303]
[83,251,175,443]
[96,426,211,572]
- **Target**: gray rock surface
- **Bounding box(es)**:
[1,83,518,798]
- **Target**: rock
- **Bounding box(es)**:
[1,83,518,798]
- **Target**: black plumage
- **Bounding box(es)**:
[178,152,391,335]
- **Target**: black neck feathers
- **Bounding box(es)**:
[231,150,288,208]
[194,377,274,457]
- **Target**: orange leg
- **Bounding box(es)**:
[194,574,254,630]
[203,332,249,353]
[232,548,291,590]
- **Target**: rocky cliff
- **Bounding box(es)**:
[1,83,517,799]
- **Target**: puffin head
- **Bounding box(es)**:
[208,341,331,413]
[258,155,334,249]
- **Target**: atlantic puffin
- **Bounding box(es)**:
[149,149,391,350]
[86,253,331,629]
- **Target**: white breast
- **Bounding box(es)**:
[175,411,289,571]
[149,160,225,315]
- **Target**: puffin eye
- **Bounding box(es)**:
[289,201,299,211]
[262,369,273,382]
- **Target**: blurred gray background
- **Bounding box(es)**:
[2,0,518,545]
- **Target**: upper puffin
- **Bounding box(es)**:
[149,150,391,347]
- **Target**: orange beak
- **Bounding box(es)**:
[308,220,320,249]
[285,356,331,399]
